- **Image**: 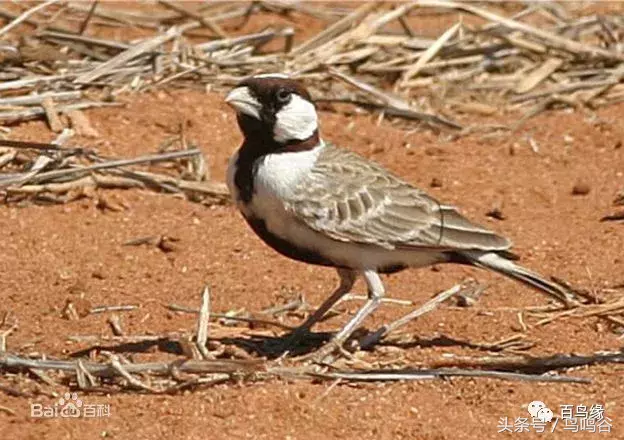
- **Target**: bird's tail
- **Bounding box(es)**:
[460,251,578,308]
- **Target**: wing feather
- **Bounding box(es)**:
[286,145,511,251]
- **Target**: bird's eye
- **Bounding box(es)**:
[276,89,291,103]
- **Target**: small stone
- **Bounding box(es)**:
[456,295,476,307]
[430,177,443,188]
[157,236,178,253]
[486,206,506,220]
[371,145,385,154]
[91,270,105,280]
[572,181,591,196]
[424,146,445,156]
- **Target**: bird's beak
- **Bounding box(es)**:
[225,86,261,120]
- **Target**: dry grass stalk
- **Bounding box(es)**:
[290,2,377,56]
[419,0,624,61]
[41,97,64,133]
[0,0,60,37]
[360,284,464,349]
[0,348,602,392]
[430,350,624,374]
[514,57,564,94]
[0,2,621,133]
[0,140,228,205]
[195,286,212,359]
[400,22,461,85]
[159,0,227,38]
[75,25,183,84]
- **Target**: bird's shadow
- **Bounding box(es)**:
[70,338,185,358]
[68,330,491,360]
[379,334,500,352]
[68,332,331,359]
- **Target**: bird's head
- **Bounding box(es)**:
[225,74,319,149]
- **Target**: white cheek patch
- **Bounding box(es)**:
[274,94,318,143]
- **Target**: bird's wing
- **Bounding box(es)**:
[286,144,511,251]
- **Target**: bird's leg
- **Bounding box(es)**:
[311,270,385,362]
[281,268,356,350]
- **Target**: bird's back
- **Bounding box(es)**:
[288,143,512,253]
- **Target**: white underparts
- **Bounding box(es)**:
[237,142,447,271]
[274,94,318,143]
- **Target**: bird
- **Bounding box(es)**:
[224,73,576,358]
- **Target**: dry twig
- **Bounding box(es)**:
[195,286,212,359]
[360,284,464,349]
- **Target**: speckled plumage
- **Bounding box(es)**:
[287,143,511,252]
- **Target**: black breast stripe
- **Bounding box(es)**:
[245,215,410,274]
[245,216,336,267]
[234,142,260,203]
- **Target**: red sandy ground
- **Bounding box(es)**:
[1,3,623,440]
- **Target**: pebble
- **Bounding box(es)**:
[430,177,443,188]
[571,180,591,196]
